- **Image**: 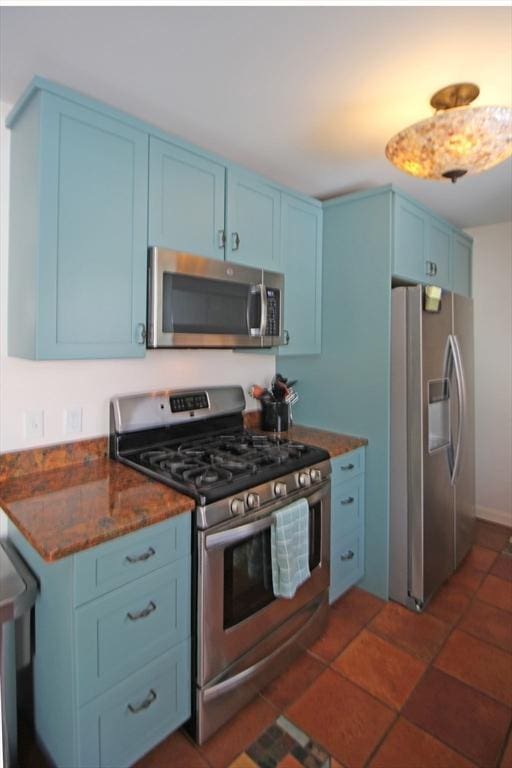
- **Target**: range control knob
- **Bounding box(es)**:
[230,498,246,516]
[310,469,322,484]
[274,481,287,497]
[298,471,311,488]
[246,493,260,510]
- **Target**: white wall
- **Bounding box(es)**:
[467,220,512,527]
[0,101,275,453]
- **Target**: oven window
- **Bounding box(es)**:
[162,273,261,335]
[223,500,323,630]
[224,529,274,629]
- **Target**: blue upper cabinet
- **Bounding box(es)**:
[226,168,281,271]
[452,232,472,297]
[279,195,322,356]
[428,218,452,289]
[148,137,226,260]
[393,195,427,282]
[393,194,451,290]
[8,90,149,359]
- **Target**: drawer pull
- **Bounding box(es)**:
[340,463,355,471]
[127,601,157,621]
[125,546,156,564]
[340,496,355,506]
[340,550,355,561]
[127,688,157,714]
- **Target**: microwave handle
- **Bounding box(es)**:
[247,284,268,337]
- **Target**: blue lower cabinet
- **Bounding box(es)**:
[74,514,190,605]
[76,559,190,705]
[7,514,192,768]
[329,449,365,603]
[79,642,190,768]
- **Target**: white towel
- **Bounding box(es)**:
[271,498,310,599]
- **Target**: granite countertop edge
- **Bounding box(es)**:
[0,420,367,563]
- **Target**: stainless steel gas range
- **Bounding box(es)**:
[110,386,331,744]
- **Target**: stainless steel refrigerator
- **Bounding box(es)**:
[389,285,475,611]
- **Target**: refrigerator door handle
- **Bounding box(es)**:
[452,335,467,485]
[445,334,466,486]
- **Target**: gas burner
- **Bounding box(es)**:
[160,459,199,475]
[213,456,255,472]
[179,445,207,459]
[140,449,174,465]
[183,466,233,488]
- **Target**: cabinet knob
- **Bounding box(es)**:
[231,232,241,251]
[340,463,355,471]
[340,550,355,561]
[340,496,355,506]
[217,230,226,249]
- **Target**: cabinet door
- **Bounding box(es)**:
[149,137,226,259]
[79,642,190,768]
[393,196,428,283]
[394,196,451,289]
[452,233,472,297]
[428,219,451,290]
[37,93,148,359]
[226,169,281,270]
[278,195,322,356]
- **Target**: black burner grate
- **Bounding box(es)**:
[133,429,313,494]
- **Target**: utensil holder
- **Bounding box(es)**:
[261,401,290,432]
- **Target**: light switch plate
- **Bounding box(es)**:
[64,407,83,435]
[23,410,44,441]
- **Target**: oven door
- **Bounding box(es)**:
[197,480,330,687]
[147,247,267,348]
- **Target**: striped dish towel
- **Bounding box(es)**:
[271,498,310,599]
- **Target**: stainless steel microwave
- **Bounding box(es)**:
[147,248,287,349]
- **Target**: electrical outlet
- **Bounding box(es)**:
[23,410,44,441]
[64,407,83,435]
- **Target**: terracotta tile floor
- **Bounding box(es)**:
[19,519,512,768]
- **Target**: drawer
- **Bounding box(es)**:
[331,476,364,536]
[75,559,190,705]
[74,513,191,606]
[330,528,364,604]
[331,448,365,486]
[79,641,190,768]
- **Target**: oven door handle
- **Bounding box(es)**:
[205,515,273,550]
[202,594,324,702]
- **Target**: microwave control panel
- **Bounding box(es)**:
[265,288,281,337]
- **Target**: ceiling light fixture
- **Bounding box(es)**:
[385,83,512,183]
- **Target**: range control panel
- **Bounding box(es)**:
[170,391,209,413]
[265,288,281,337]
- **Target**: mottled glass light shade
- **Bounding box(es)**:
[386,105,512,181]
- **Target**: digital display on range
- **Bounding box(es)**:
[170,391,209,413]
